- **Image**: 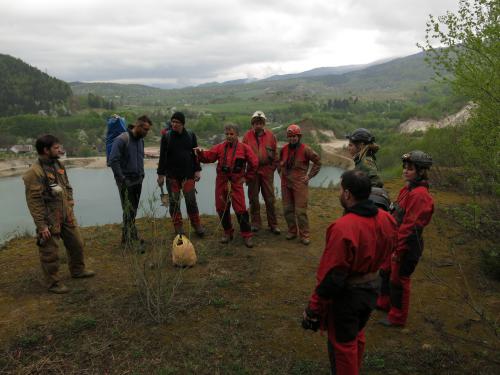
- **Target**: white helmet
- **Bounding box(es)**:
[251,110,266,123]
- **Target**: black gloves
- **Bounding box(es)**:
[301,307,320,332]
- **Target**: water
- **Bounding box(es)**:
[0,164,343,243]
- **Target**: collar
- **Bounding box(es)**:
[129,129,140,140]
[345,199,378,217]
[39,157,57,166]
[289,141,301,149]
[408,179,429,190]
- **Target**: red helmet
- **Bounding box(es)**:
[287,124,302,136]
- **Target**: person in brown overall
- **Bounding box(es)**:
[242,110,280,234]
[279,124,321,245]
[23,135,95,294]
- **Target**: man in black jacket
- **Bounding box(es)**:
[109,115,152,246]
[157,112,204,236]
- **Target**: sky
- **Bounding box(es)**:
[0,0,459,88]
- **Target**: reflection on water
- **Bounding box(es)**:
[0,164,343,243]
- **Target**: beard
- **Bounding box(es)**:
[339,194,347,209]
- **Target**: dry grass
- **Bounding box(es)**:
[0,180,499,374]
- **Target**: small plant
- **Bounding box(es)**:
[209,297,228,308]
[481,248,500,281]
[122,190,185,324]
[16,332,43,348]
[69,315,97,333]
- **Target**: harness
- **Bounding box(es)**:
[222,141,238,172]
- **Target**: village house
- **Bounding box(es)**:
[9,145,33,154]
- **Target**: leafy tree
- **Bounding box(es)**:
[419,0,499,195]
[0,54,72,116]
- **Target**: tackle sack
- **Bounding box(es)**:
[105,115,127,165]
[172,234,197,267]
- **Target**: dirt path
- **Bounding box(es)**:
[0,180,498,374]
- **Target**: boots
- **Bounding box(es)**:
[269,227,281,235]
[220,234,234,244]
[72,270,96,279]
[48,282,70,294]
[193,224,205,237]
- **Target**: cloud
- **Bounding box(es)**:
[0,0,459,86]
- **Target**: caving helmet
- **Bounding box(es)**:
[251,110,266,124]
[345,128,375,144]
[401,150,433,169]
[369,187,391,211]
[287,124,302,136]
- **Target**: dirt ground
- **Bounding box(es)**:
[0,179,499,374]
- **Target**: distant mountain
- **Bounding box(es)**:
[0,54,72,116]
[303,51,438,95]
[263,58,396,81]
[197,78,259,88]
[68,51,440,104]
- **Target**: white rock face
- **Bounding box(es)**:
[398,104,474,133]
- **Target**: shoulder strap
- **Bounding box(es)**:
[119,131,130,147]
[164,130,172,152]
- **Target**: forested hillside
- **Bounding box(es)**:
[69,51,439,106]
[0,54,72,116]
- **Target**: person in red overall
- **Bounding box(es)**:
[279,124,321,245]
[195,124,258,248]
[243,111,280,234]
[378,150,434,327]
[302,170,397,375]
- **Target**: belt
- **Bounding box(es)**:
[346,271,380,286]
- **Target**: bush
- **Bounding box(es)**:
[481,248,500,280]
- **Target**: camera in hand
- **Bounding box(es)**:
[302,317,320,332]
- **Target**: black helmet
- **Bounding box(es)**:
[402,150,433,169]
[345,128,375,143]
[369,187,391,211]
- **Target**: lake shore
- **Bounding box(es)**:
[0,156,160,178]
[0,144,353,178]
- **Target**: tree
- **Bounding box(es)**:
[419,0,499,195]
[419,0,499,117]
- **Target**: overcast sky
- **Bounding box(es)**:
[0,0,459,87]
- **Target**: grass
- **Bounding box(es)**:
[0,181,499,374]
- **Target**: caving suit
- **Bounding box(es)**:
[157,129,202,233]
[376,180,434,326]
[198,141,258,238]
[23,158,86,286]
[242,128,279,230]
[279,142,321,240]
[308,201,397,375]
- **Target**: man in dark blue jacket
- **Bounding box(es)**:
[109,115,152,245]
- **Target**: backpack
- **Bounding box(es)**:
[106,116,127,166]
